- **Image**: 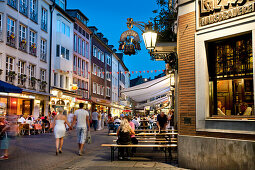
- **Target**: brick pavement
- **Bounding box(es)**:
[0,128,187,170]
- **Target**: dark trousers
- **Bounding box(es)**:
[92,120,98,131]
[119,147,131,157]
[131,137,138,153]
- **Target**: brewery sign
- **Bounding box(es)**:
[200,0,255,26]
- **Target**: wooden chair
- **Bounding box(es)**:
[34,124,42,134]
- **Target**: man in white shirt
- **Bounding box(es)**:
[101,111,105,130]
[18,115,26,123]
[72,103,90,156]
[132,117,140,129]
[91,109,99,131]
[114,117,121,124]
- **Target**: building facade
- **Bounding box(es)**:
[89,26,112,113]
[49,0,77,112]
[66,9,92,110]
[177,0,255,169]
[0,0,51,118]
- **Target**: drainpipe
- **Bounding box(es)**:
[49,1,55,104]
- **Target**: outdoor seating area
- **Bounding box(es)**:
[103,129,178,162]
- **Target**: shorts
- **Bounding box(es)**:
[0,136,9,150]
[76,127,87,144]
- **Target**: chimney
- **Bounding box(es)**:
[113,49,117,53]
[88,26,98,34]
[102,38,108,45]
[97,32,104,39]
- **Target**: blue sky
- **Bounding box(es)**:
[67,0,166,79]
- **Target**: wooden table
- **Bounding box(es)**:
[108,132,178,136]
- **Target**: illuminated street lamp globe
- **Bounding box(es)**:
[142,22,157,50]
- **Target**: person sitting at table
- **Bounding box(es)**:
[156,111,168,131]
[217,101,225,116]
[240,103,252,116]
[116,118,135,160]
[25,117,34,129]
[114,117,121,124]
[18,115,26,124]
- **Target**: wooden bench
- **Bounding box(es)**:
[101,144,177,162]
[113,140,177,143]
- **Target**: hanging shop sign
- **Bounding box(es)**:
[200,0,255,27]
[71,84,78,91]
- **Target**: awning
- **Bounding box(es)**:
[121,75,170,102]
[136,96,169,109]
[0,81,22,93]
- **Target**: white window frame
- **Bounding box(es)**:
[29,29,36,46]
[93,82,96,94]
[61,22,65,34]
[101,85,104,95]
[40,38,46,61]
[86,42,89,58]
[93,45,97,57]
[66,25,70,37]
[97,66,100,77]
[74,34,77,52]
[82,40,85,56]
[40,69,46,81]
[19,24,26,41]
[41,7,47,31]
[101,51,104,62]
[7,17,15,36]
[73,55,77,71]
[97,84,100,95]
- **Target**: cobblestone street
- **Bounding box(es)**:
[0,129,186,170]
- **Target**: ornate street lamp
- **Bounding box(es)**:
[142,22,157,50]
[119,18,157,56]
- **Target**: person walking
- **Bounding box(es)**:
[97,111,102,130]
[91,109,99,131]
[53,107,72,155]
[72,103,90,156]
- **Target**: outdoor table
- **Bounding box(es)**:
[109,132,178,136]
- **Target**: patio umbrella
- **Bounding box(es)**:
[0,80,23,93]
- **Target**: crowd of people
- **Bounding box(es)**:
[0,107,175,161]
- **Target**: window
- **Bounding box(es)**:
[97,49,100,60]
[101,86,104,96]
[7,17,15,38]
[61,22,65,34]
[66,25,70,37]
[85,82,88,90]
[93,46,97,57]
[101,52,104,62]
[40,69,46,82]
[73,55,77,72]
[106,55,111,66]
[78,37,81,54]
[56,45,60,57]
[19,24,27,51]
[74,34,77,52]
[19,24,26,42]
[61,46,65,58]
[86,42,89,58]
[29,30,37,55]
[60,75,63,88]
[97,66,100,77]
[54,73,57,86]
[18,60,26,85]
[40,39,47,61]
[41,8,47,31]
[82,40,85,56]
[20,0,28,16]
[93,64,97,75]
[78,58,81,75]
[93,82,96,94]
[97,84,100,95]
[8,0,17,9]
[0,14,2,32]
[82,60,85,77]
[28,64,36,87]
[65,77,69,89]
[208,34,254,117]
[106,73,111,81]
[66,49,69,60]
[106,87,111,97]
[85,62,88,78]
[5,57,14,82]
[30,0,37,22]
[57,20,61,32]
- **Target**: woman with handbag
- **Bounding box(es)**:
[116,118,135,160]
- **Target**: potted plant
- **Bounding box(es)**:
[19,74,27,83]
[40,81,47,91]
[7,71,17,82]
[30,77,37,87]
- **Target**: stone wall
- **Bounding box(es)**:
[178,135,255,170]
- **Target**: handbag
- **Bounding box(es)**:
[85,130,91,144]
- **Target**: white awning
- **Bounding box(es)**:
[121,75,170,102]
[136,96,169,109]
